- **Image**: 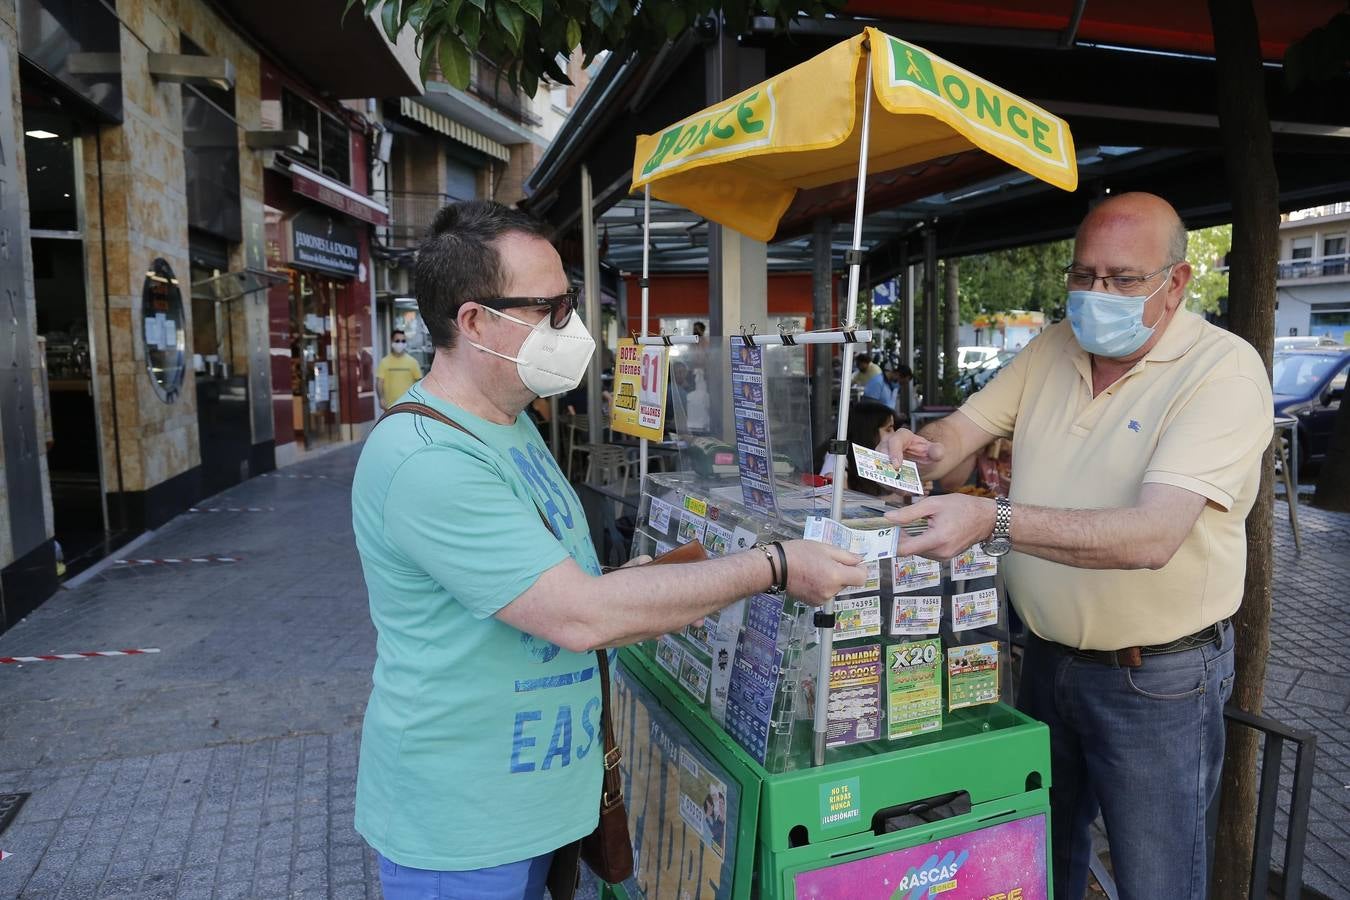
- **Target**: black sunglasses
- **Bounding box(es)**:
[477,287,580,330]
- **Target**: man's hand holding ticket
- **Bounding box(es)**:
[853,444,925,495]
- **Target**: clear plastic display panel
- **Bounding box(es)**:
[634,339,1011,775]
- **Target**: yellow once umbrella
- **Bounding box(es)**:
[631,26,1078,242]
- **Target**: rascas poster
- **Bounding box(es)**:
[794,814,1048,899]
[610,339,669,441]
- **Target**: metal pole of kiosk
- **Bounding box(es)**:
[814,53,875,767]
[640,185,651,485]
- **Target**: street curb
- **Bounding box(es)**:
[61,528,158,590]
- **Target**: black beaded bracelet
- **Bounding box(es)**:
[771,541,788,594]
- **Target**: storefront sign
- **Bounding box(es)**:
[290,211,359,278]
[794,814,1048,899]
[610,339,668,441]
[290,167,389,225]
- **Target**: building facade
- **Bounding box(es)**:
[370,52,592,374]
[1276,203,1350,345]
[0,0,420,631]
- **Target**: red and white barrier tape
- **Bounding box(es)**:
[1,648,160,665]
[113,557,239,567]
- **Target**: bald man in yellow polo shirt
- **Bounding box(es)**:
[883,193,1270,900]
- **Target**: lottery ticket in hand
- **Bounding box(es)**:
[852,444,924,495]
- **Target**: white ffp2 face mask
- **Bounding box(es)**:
[468,306,596,397]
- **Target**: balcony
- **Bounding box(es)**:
[467,56,543,127]
[1278,255,1350,282]
[374,191,457,250]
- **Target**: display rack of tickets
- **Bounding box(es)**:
[629,340,1012,774]
[632,472,1012,774]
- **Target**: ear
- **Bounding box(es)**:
[1164,262,1192,311]
[456,302,489,343]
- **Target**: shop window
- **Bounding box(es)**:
[282,88,351,185]
[181,35,242,242]
[320,114,351,184]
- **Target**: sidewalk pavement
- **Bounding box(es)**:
[0,444,1344,898]
[1264,500,1350,899]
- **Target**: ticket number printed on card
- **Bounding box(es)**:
[852,444,924,495]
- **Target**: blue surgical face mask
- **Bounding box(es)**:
[1066,275,1171,358]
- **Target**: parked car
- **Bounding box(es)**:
[1274,335,1340,352]
[956,345,1001,372]
[1272,347,1350,468]
[957,349,1017,396]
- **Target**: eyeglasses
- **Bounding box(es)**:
[1063,263,1177,295]
[476,287,580,329]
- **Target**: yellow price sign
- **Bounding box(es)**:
[609,339,669,441]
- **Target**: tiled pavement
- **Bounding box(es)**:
[1263,499,1350,899]
[0,444,1345,898]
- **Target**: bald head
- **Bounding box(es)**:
[1076,193,1188,267]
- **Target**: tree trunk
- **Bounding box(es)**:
[1314,394,1350,509]
[1208,1,1279,897]
[943,258,960,403]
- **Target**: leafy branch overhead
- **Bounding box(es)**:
[344,0,845,97]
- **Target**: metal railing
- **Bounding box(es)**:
[1088,704,1319,900]
[1277,255,1349,280]
[373,191,458,248]
[468,55,542,126]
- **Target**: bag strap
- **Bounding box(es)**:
[381,400,621,787]
[378,401,557,537]
[593,647,624,810]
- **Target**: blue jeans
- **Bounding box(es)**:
[1017,621,1235,900]
[377,850,554,900]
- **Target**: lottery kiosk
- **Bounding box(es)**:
[603,28,1079,900]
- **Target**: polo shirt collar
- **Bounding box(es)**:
[1143,309,1205,363]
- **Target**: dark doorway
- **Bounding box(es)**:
[191,237,253,496]
[34,237,107,570]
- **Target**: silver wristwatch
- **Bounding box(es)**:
[983,496,1013,557]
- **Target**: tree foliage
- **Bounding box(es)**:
[956,239,1072,322]
[1185,224,1232,315]
[344,0,845,97]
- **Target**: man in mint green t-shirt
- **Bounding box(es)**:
[351,201,866,900]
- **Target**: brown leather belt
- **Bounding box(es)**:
[1044,620,1228,669]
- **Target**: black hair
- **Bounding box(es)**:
[414,200,552,350]
[391,329,406,339]
[846,400,900,494]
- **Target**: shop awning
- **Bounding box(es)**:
[190,267,289,302]
[289,163,390,227]
[397,98,512,163]
[840,0,1343,62]
[212,0,421,99]
[631,27,1077,243]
